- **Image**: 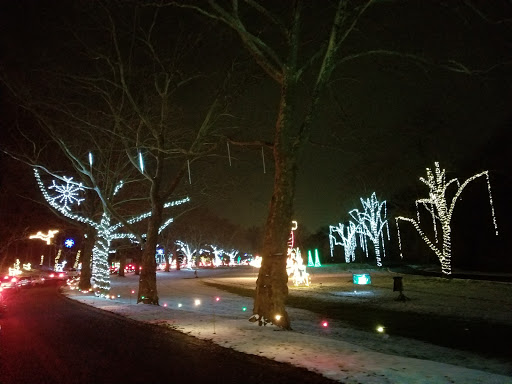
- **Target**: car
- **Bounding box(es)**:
[31,274,46,286]
[1,275,20,291]
[47,271,67,281]
[16,275,34,288]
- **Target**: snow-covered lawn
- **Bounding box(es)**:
[64,265,512,384]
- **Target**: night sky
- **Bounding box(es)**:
[1,1,511,267]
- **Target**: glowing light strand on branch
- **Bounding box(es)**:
[329,221,358,263]
[34,168,190,293]
[396,163,498,275]
[349,192,390,267]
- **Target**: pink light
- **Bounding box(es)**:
[163,303,168,307]
[131,290,135,294]
[215,297,220,302]
[322,321,329,328]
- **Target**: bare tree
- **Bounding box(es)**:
[154,0,510,328]
[1,2,235,303]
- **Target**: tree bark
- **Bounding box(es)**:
[137,175,163,304]
[253,74,298,329]
[78,226,95,291]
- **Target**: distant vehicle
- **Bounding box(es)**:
[16,275,34,288]
[66,268,80,277]
[31,274,46,286]
[47,271,67,281]
[1,275,20,291]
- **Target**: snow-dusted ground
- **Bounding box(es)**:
[63,266,512,384]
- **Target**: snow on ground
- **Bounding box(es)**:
[63,266,512,384]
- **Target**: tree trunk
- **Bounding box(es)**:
[118,250,126,277]
[78,226,95,291]
[441,224,452,275]
[253,79,298,330]
[137,194,163,304]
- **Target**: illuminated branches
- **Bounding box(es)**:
[34,168,190,294]
[329,221,358,263]
[349,193,390,268]
[396,162,498,275]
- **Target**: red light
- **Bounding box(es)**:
[59,273,64,278]
[3,276,9,280]
[131,290,135,294]
[215,297,220,302]
[50,273,55,278]
[322,321,328,328]
[11,277,17,283]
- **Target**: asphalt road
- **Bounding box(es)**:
[0,283,336,384]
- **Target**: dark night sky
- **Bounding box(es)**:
[1,1,511,265]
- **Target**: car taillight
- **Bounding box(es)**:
[11,277,17,283]
[49,273,55,278]
[59,273,64,278]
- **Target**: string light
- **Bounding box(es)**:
[48,176,85,211]
[396,162,498,275]
[34,168,190,295]
[65,238,75,248]
[74,250,81,269]
[349,192,390,267]
[139,152,144,173]
[286,221,310,286]
[29,229,59,245]
[329,221,358,263]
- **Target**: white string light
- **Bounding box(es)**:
[34,168,191,294]
[329,222,358,263]
[286,221,310,286]
[48,177,85,211]
[396,162,498,275]
[139,152,144,173]
[349,192,390,267]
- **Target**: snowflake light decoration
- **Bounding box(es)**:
[65,238,75,248]
[48,177,85,211]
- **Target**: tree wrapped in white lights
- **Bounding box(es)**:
[34,168,189,294]
[349,192,390,267]
[395,162,498,275]
[329,221,358,263]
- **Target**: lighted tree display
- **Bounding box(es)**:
[329,221,358,263]
[395,162,498,275]
[34,168,189,295]
[349,193,390,267]
[285,221,309,287]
